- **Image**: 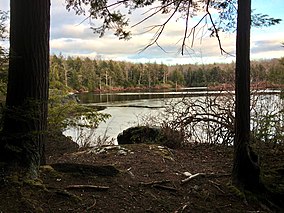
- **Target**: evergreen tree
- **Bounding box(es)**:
[0,0,50,177]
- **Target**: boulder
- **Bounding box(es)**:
[117,126,184,149]
[117,126,162,145]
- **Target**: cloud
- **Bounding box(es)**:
[2,0,284,64]
[48,1,240,63]
[252,39,283,54]
[0,2,9,11]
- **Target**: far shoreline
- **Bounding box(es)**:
[70,81,284,95]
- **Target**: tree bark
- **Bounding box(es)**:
[0,0,50,177]
[232,0,260,190]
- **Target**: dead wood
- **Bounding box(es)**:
[66,185,109,191]
[86,199,97,211]
[181,173,206,184]
[181,172,231,184]
[153,184,178,192]
[140,180,171,186]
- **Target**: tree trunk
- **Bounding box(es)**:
[0,0,50,177]
[232,0,260,190]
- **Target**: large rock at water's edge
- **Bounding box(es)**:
[117,126,162,145]
[117,126,184,149]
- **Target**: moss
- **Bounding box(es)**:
[261,166,284,194]
[20,196,44,213]
[226,182,246,200]
[23,178,45,189]
[39,165,54,172]
[6,174,23,186]
[149,145,175,161]
[40,165,62,179]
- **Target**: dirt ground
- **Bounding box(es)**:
[0,134,284,213]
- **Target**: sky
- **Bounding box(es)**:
[0,0,283,65]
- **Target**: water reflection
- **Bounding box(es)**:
[64,88,282,145]
[64,99,164,145]
[78,87,209,105]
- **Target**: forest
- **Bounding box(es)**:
[0,54,283,98]
[48,55,284,93]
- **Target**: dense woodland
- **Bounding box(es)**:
[48,55,284,93]
[1,55,284,98]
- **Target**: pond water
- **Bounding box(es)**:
[64,88,207,144]
[63,88,282,146]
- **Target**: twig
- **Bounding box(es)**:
[208,180,225,194]
[140,180,171,186]
[205,0,233,56]
[181,172,205,184]
[181,1,192,55]
[132,1,175,28]
[86,199,97,211]
[127,167,135,178]
[153,184,178,192]
[119,184,138,201]
[66,185,109,191]
[174,203,189,213]
[139,0,183,53]
[181,172,231,184]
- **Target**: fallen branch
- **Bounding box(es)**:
[153,184,178,192]
[140,180,171,186]
[127,167,135,178]
[66,184,109,191]
[174,203,189,213]
[181,173,206,184]
[86,199,97,211]
[181,172,231,184]
[208,180,225,194]
[140,180,177,192]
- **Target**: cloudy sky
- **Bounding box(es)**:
[0,0,283,65]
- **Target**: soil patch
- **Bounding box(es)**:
[0,135,283,212]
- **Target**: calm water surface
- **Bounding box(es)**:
[63,88,282,145]
[64,88,209,144]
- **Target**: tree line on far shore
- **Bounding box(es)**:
[48,55,284,93]
[0,54,283,100]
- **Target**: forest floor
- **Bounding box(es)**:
[0,133,284,213]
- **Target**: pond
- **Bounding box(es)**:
[63,88,283,146]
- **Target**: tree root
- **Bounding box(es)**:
[50,163,119,176]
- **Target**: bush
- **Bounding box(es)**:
[141,89,283,147]
[48,89,111,147]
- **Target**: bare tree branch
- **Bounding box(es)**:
[181,0,192,55]
[206,1,233,56]
[131,1,176,28]
[139,0,183,52]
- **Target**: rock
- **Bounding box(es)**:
[117,150,128,156]
[117,126,162,145]
[117,126,184,149]
[88,145,132,156]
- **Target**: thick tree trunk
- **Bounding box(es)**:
[232,0,260,190]
[0,0,50,177]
